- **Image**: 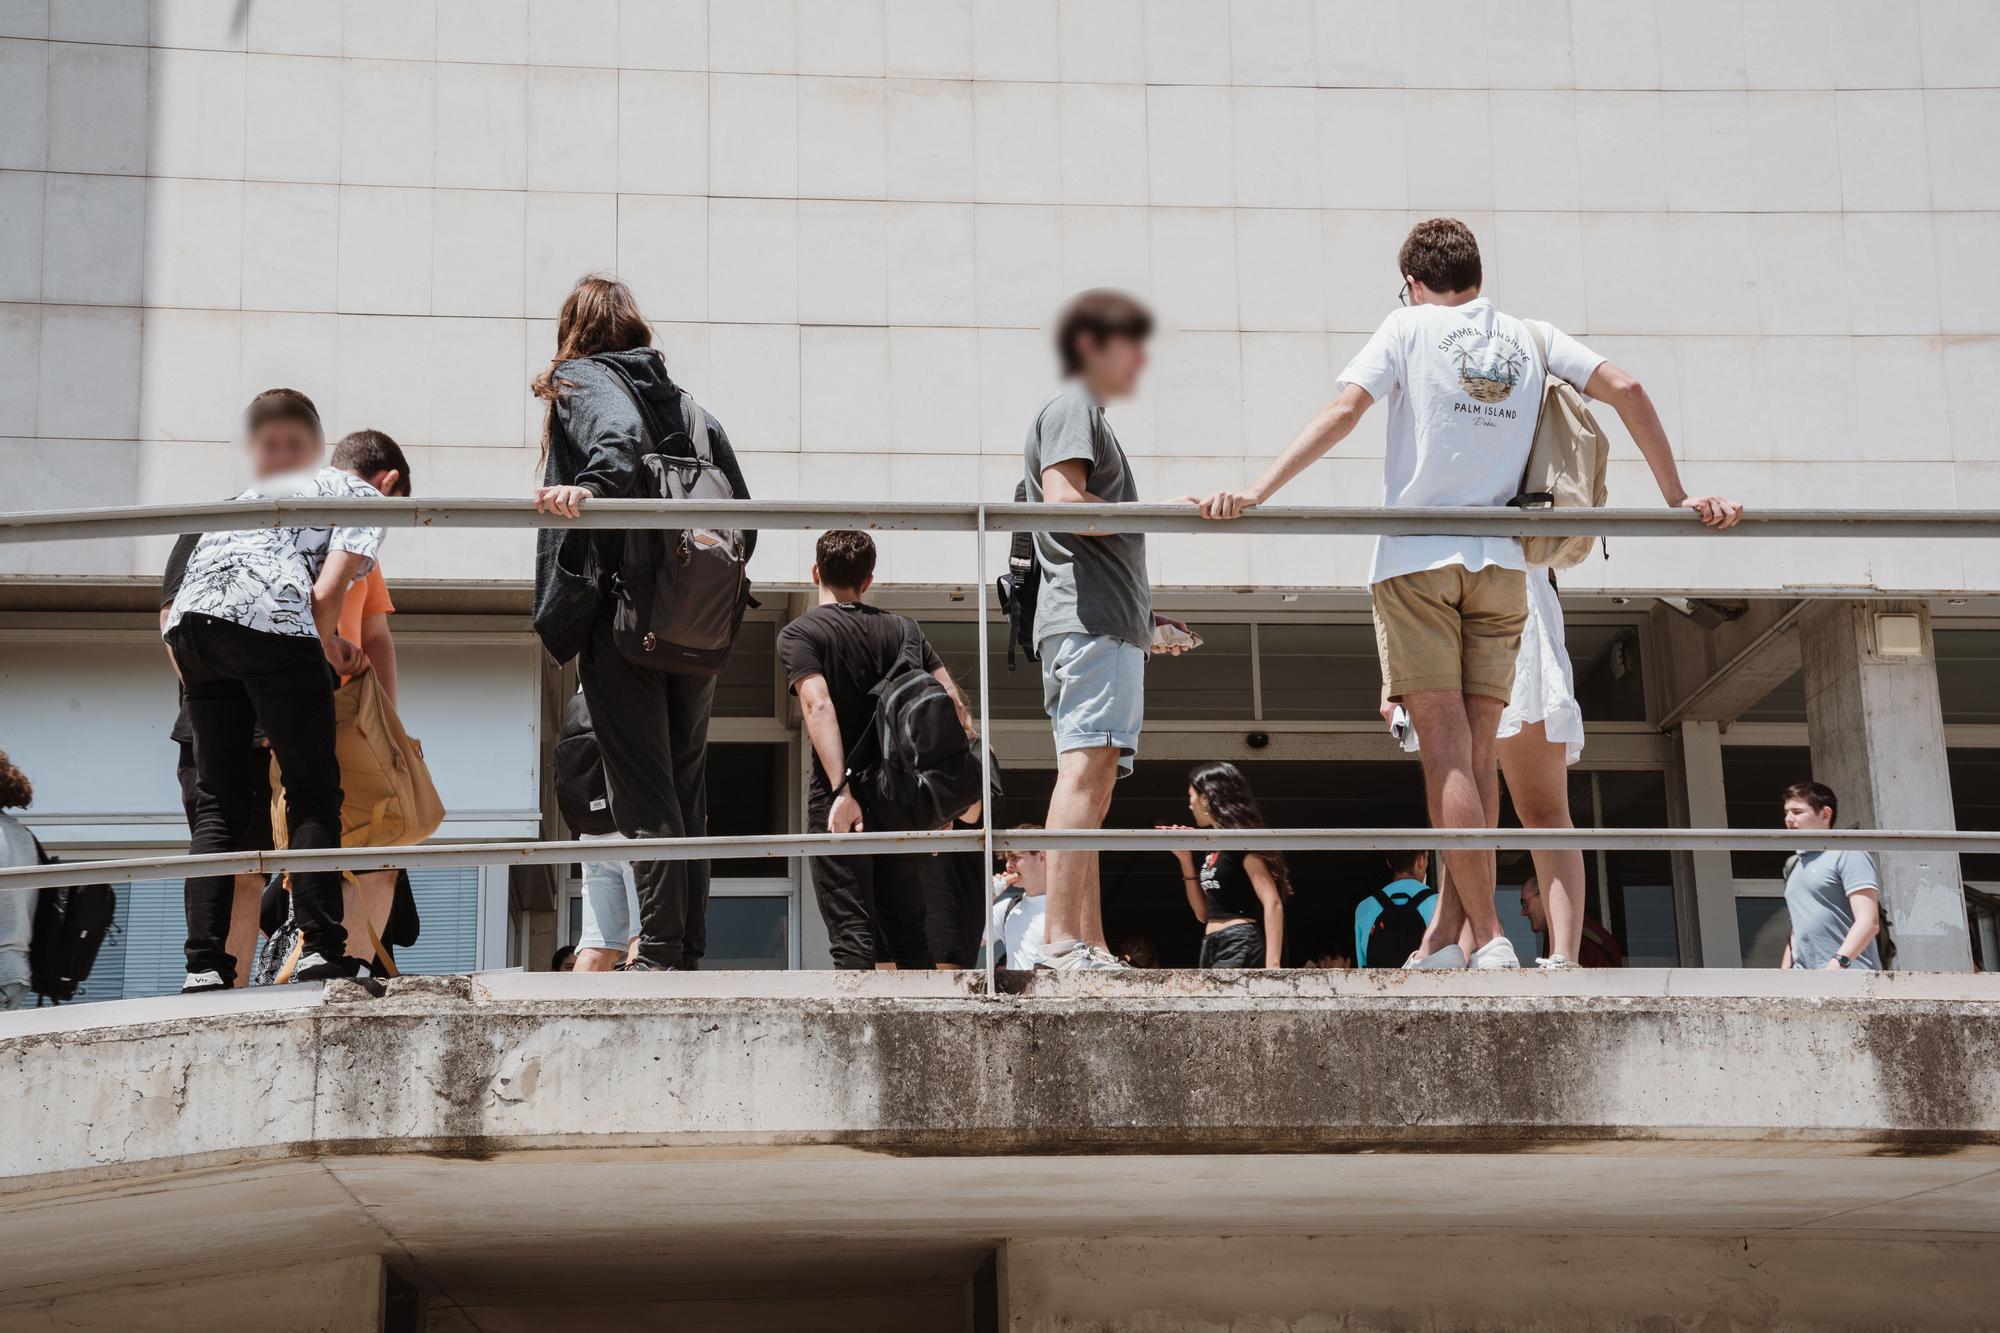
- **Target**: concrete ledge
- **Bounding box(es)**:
[5,970,1999,1192]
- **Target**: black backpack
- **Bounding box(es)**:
[849,619,989,832]
[554,690,617,837]
[27,836,117,1004]
[1364,884,1437,969]
[994,479,1041,670]
[602,363,753,677]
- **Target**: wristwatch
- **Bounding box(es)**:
[1834,953,1853,968]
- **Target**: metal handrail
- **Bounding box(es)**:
[5,497,2000,543]
[0,827,1987,896]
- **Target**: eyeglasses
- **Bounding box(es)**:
[1396,279,1412,308]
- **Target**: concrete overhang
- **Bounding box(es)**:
[6,971,2000,1327]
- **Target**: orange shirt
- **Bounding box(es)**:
[338,567,394,678]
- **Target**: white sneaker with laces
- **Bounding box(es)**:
[1469,936,1521,969]
[1036,940,1131,973]
[1403,944,1467,969]
[1080,944,1131,970]
[1536,954,1580,971]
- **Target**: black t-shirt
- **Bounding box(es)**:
[778,602,942,805]
[163,532,201,745]
[1199,850,1263,923]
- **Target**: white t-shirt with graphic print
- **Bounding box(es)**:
[1336,298,1605,586]
[164,466,385,640]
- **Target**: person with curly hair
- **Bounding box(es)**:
[1161,762,1290,969]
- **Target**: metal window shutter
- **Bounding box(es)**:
[394,866,480,976]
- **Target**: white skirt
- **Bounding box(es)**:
[1400,568,1584,766]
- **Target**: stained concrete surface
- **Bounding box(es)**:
[4,971,1999,1330]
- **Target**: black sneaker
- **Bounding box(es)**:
[292,952,363,983]
[180,969,230,994]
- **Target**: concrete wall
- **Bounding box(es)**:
[1002,1234,2000,1332]
[3,1255,385,1333]
[8,970,2000,1186]
[2,0,1997,596]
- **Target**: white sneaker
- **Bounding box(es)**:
[1036,940,1131,973]
[1469,936,1521,969]
[1536,954,1580,971]
[1402,944,1467,969]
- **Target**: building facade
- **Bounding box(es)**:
[2,0,1998,984]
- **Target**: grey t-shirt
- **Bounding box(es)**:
[1023,384,1151,647]
[1785,849,1882,970]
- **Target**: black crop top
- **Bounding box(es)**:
[1199,850,1262,923]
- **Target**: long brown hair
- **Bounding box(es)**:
[1189,762,1291,897]
[0,749,31,810]
[532,274,655,460]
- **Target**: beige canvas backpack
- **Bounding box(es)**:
[1512,320,1609,571]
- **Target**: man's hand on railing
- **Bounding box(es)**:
[533,485,592,518]
[829,787,865,835]
[1197,489,1262,521]
[1679,495,1744,529]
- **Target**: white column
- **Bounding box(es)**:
[1800,600,1972,972]
[1679,719,1742,967]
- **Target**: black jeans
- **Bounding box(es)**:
[922,851,985,968]
[807,797,932,969]
[169,615,345,979]
[579,615,715,968]
[1199,920,1264,969]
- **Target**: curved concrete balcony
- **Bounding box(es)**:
[5,970,1999,1331]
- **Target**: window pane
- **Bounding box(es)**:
[1736,897,1791,968]
[1949,748,2000,887]
[706,895,789,969]
[714,620,778,717]
[398,866,480,975]
[1257,623,1381,721]
[1939,629,2000,724]
[708,742,788,877]
[1567,621,1646,722]
[920,619,1047,721]
[1723,745,1811,878]
[1148,620,1252,720]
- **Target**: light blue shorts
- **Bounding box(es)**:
[1039,632,1145,777]
[578,834,641,951]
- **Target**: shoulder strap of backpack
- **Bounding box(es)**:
[1406,885,1437,909]
[1509,318,1557,509]
[680,390,716,467]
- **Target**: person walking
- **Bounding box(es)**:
[1779,781,1884,971]
[1161,763,1289,969]
[779,530,974,969]
[1200,218,1740,969]
[160,387,327,986]
[530,274,754,971]
[1026,290,1189,973]
[165,392,399,990]
[1353,850,1438,968]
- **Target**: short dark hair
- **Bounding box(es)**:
[1386,849,1427,879]
[1783,780,1838,822]
[815,530,876,591]
[243,387,322,441]
[1398,218,1482,295]
[332,429,413,496]
[1054,288,1154,376]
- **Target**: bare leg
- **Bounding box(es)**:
[1404,689,1507,950]
[225,872,263,988]
[1043,746,1120,946]
[573,947,622,972]
[1416,865,1465,959]
[1498,722,1587,961]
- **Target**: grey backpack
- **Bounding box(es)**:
[603,367,751,676]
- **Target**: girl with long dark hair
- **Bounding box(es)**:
[1163,762,1289,968]
[530,274,753,971]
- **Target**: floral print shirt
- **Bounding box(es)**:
[163,467,385,640]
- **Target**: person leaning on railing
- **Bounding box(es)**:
[1198,217,1742,972]
[529,274,755,972]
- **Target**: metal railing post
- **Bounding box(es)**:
[976,504,996,995]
